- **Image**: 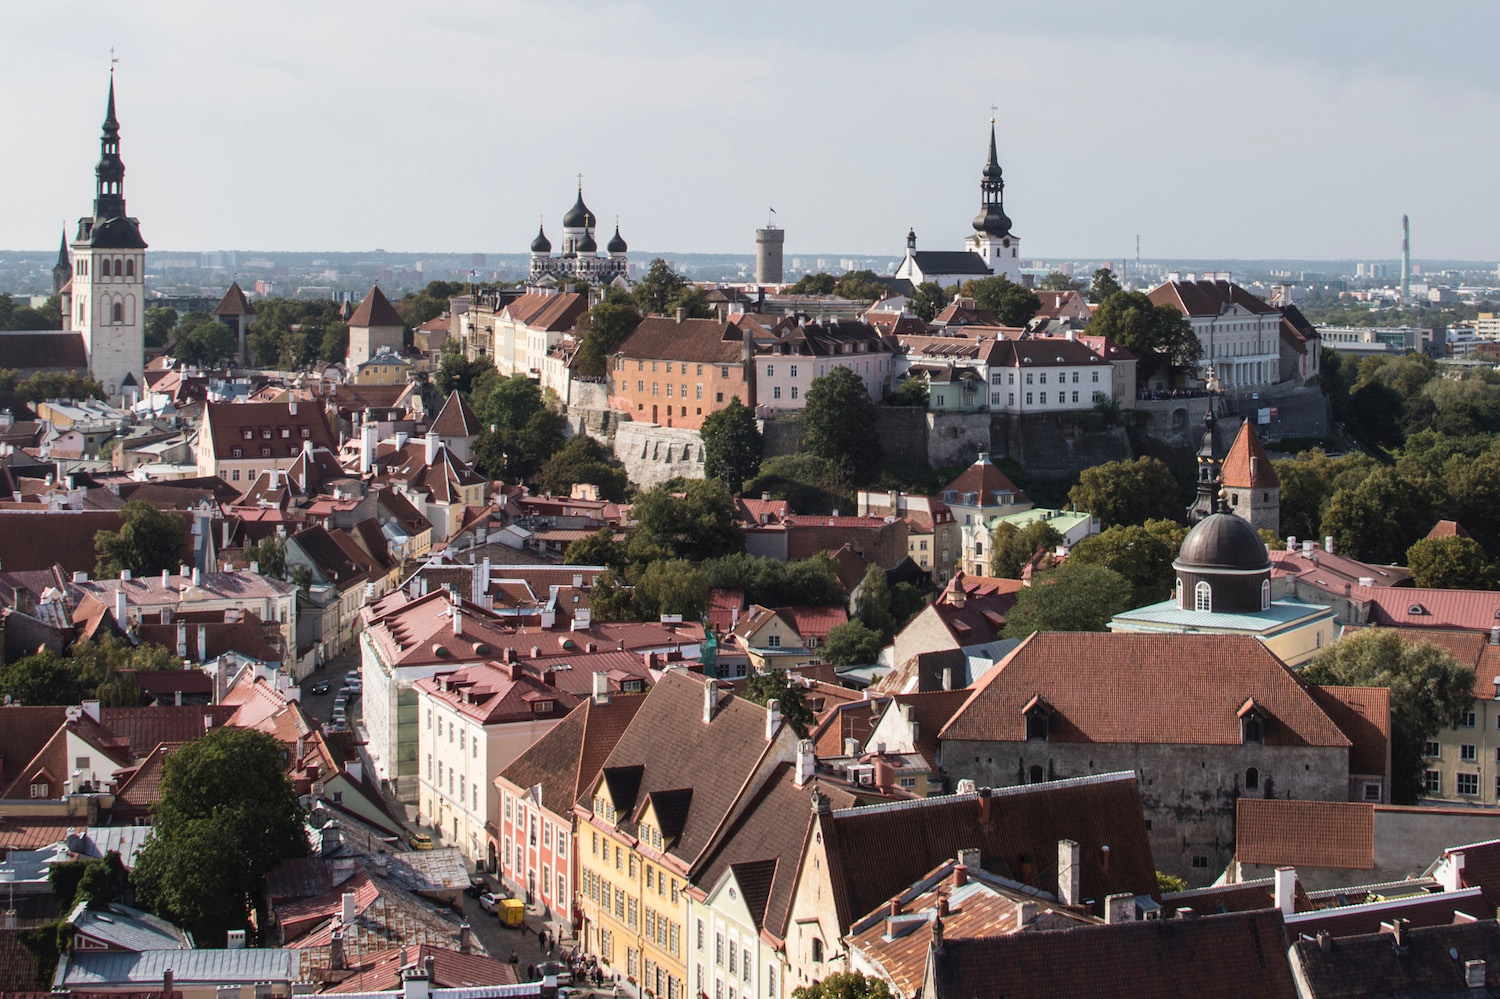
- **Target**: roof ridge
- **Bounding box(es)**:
[829,770,1138,817]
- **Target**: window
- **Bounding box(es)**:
[697,920,705,952]
[1425,770,1441,794]
[790,365,798,377]
[728,945,736,975]
[1462,744,1478,762]
[766,365,775,377]
[773,386,781,400]
[791,387,798,400]
[1244,767,1259,790]
[1072,391,1079,402]
[716,933,724,966]
[628,897,638,928]
[1025,392,1033,405]
[1363,783,1382,801]
[1039,373,1047,384]
[768,966,776,998]
[697,385,703,399]
[721,367,730,378]
[810,939,823,963]
[1039,392,1047,404]
[1071,371,1079,383]
[1092,371,1100,382]
[1261,579,1271,610]
[1191,856,1209,869]
[29,781,48,798]
[1194,580,1212,613]
[1242,716,1264,744]
[1026,373,1033,384]
[1462,711,1478,729]
[1459,773,1480,796]
[111,302,123,323]
[670,922,680,956]
[716,392,724,403]
[1025,710,1049,741]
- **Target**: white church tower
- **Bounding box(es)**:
[963,119,1022,284]
[71,75,146,405]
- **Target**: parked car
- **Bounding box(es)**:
[345,671,360,684]
[311,680,330,695]
[477,890,503,914]
[408,831,433,850]
[465,877,488,898]
[536,962,571,986]
[347,681,362,694]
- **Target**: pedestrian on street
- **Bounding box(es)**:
[510,950,519,967]
[527,965,536,981]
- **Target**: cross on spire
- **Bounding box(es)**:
[110,47,118,73]
[577,172,583,191]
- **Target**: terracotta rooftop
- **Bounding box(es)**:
[348,286,405,329]
[1148,279,1280,318]
[612,316,743,365]
[941,455,1030,507]
[1236,798,1375,870]
[214,282,255,318]
[1222,421,1280,489]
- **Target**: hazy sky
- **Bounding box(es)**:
[4,1,1497,262]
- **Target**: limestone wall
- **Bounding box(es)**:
[613,421,707,489]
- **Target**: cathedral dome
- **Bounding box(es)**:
[972,204,1012,237]
[1175,513,1270,572]
[531,226,552,253]
[563,191,593,229]
[607,226,627,254]
[578,232,598,254]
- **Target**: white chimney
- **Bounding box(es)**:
[289,400,298,416]
[82,699,100,723]
[226,929,246,949]
[703,680,717,724]
[1274,866,1296,915]
[1104,893,1136,925]
[425,431,440,466]
[766,698,781,740]
[795,739,815,787]
[176,621,188,657]
[452,606,462,635]
[1286,536,1297,551]
[162,569,170,588]
[361,422,377,476]
[1324,536,1334,555]
[341,890,357,927]
[115,589,127,626]
[1058,839,1081,906]
[197,625,207,662]
[1438,851,1466,893]
[191,567,201,587]
[592,671,610,706]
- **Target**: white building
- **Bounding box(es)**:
[1147,280,1283,391]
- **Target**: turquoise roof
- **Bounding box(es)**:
[1109,598,1335,637]
[989,508,1093,534]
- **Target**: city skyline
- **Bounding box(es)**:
[2,1,1497,261]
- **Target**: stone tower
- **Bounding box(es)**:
[1221,421,1280,535]
[755,225,784,284]
[72,76,147,405]
[346,285,406,369]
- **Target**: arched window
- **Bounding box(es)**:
[1029,765,1045,784]
[1194,580,1212,613]
[1245,767,1260,790]
[124,259,134,277]
[1261,579,1271,611]
[114,257,123,275]
[100,258,111,277]
[1175,578,1185,610]
[111,301,123,324]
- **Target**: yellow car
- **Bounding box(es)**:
[408,832,433,850]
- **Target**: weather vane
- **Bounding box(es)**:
[110,47,119,73]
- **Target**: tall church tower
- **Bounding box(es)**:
[72,76,147,405]
[964,120,1022,283]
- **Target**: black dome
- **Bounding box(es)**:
[563,192,592,228]
[607,226,627,254]
[578,233,598,254]
[531,226,551,253]
[1175,513,1270,572]
[972,204,1012,237]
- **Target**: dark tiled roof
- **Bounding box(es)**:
[910,251,991,276]
[214,282,255,318]
[1306,685,1389,777]
[431,391,482,439]
[1289,915,1500,997]
[822,773,1158,931]
[1236,798,1374,870]
[942,457,1029,506]
[0,510,135,573]
[613,317,743,365]
[929,910,1298,999]
[939,633,1351,748]
[348,286,405,328]
[203,401,337,462]
[0,331,88,370]
[498,694,648,818]
[1148,280,1280,318]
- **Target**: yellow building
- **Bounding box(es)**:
[574,673,798,998]
[353,347,413,385]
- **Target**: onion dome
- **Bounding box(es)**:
[972,203,1013,237]
[563,190,592,228]
[1176,513,1271,572]
[578,232,598,254]
[531,226,552,253]
[607,225,628,254]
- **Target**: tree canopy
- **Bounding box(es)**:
[95,500,186,578]
[1089,268,1122,304]
[803,367,881,485]
[170,312,238,367]
[632,259,691,315]
[1406,536,1496,590]
[742,454,854,516]
[564,527,627,573]
[700,554,845,608]
[1038,272,1085,292]
[131,727,307,944]
[0,637,175,707]
[743,668,817,738]
[245,297,350,369]
[574,299,644,379]
[989,519,1064,580]
[792,971,894,999]
[909,282,947,322]
[1002,563,1133,637]
[629,478,742,563]
[955,275,1041,327]
[1067,520,1184,605]
[535,434,629,501]
[1086,290,1200,382]
[820,620,886,667]
[701,398,763,494]
[1300,630,1475,804]
[1067,457,1183,528]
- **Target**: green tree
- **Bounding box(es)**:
[469,373,567,481]
[171,312,238,366]
[700,554,844,608]
[853,563,893,637]
[1038,272,1085,292]
[792,971,894,999]
[536,434,629,501]
[665,285,714,320]
[144,306,178,348]
[434,349,496,396]
[700,398,763,494]
[1406,536,1496,590]
[743,669,816,737]
[574,300,643,378]
[252,537,288,580]
[564,528,627,573]
[1320,467,1425,564]
[15,370,103,402]
[888,373,929,407]
[1068,457,1183,528]
[1087,291,1200,382]
[989,519,1064,580]
[908,282,947,322]
[629,478,742,563]
[1273,450,1375,543]
[397,280,466,327]
[803,367,881,485]
[0,649,93,706]
[1157,871,1189,894]
[95,500,186,578]
[1300,630,1475,804]
[1002,563,1133,637]
[629,559,710,620]
[1089,268,1122,304]
[957,275,1041,327]
[742,454,854,516]
[787,273,837,296]
[821,620,885,667]
[131,727,307,944]
[835,270,885,302]
[633,259,690,315]
[1066,521,1178,605]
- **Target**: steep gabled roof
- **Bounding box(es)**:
[941,454,1029,507]
[214,282,255,318]
[613,317,743,365]
[498,693,648,817]
[1222,421,1280,489]
[430,391,482,439]
[348,286,405,329]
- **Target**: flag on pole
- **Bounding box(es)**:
[769,207,777,214]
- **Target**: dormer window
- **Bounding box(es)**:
[532,700,554,714]
[1238,699,1266,744]
[1022,695,1052,741]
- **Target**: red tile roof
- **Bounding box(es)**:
[0,331,88,371]
[942,455,1029,507]
[1148,279,1280,318]
[939,632,1351,748]
[348,286,405,328]
[1271,547,1413,590]
[1222,421,1280,489]
[203,401,337,463]
[1307,685,1389,777]
[613,317,744,365]
[214,282,255,318]
[414,661,580,726]
[1236,798,1375,869]
[430,391,482,439]
[1366,587,1500,631]
[1427,519,1472,539]
[324,944,518,993]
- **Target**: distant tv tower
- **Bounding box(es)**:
[1401,214,1410,299]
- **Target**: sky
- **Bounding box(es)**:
[3,1,1497,262]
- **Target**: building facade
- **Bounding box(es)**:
[530,185,628,284]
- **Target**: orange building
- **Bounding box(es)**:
[608,316,752,430]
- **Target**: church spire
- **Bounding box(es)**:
[94,76,127,221]
[972,118,1012,237]
[1187,401,1224,523]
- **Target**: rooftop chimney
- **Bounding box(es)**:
[795,739,815,787]
[953,864,968,887]
[977,786,993,825]
[703,680,717,724]
[1325,535,1335,556]
[1466,959,1487,989]
[1438,851,1466,893]
[115,588,127,627]
[941,666,953,691]
[1105,893,1136,925]
[1015,899,1038,925]
[226,929,246,950]
[459,921,472,954]
[453,606,463,636]
[766,698,782,740]
[592,671,611,706]
[1274,866,1296,916]
[163,969,173,995]
[1058,839,1081,907]
[425,431,440,466]
[341,890,357,927]
[330,929,346,970]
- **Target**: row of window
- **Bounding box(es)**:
[78,256,135,278]
[426,757,481,811]
[1425,770,1496,798]
[1424,740,1500,763]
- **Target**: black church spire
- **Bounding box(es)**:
[78,75,146,250]
[971,119,1012,237]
